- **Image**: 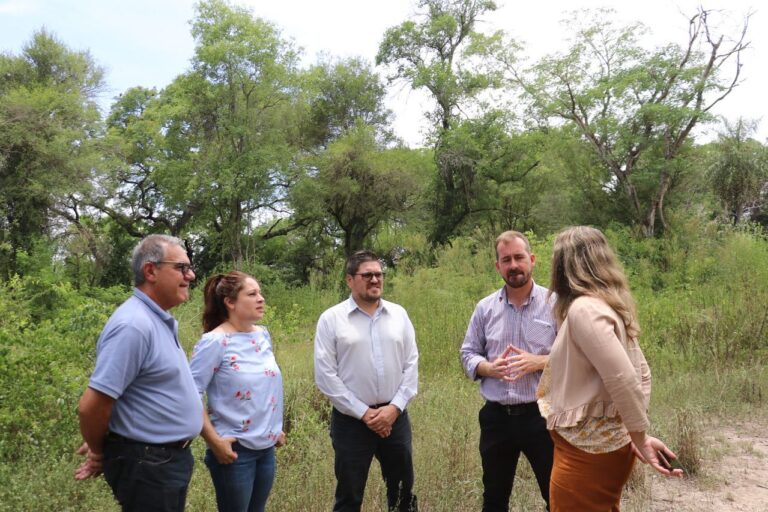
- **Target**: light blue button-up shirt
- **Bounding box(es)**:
[88,289,203,443]
[314,296,419,419]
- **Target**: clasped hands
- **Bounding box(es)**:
[484,345,546,381]
[362,405,399,438]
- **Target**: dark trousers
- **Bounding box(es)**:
[103,437,194,512]
[330,408,417,512]
[479,401,554,512]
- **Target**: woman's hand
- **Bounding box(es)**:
[210,436,238,464]
[275,431,287,448]
[630,435,684,477]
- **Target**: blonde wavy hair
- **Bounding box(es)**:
[549,226,640,340]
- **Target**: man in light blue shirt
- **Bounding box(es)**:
[315,250,419,512]
[75,234,203,512]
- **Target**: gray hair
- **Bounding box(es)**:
[131,234,185,286]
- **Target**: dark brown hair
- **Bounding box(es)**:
[202,271,252,332]
[345,250,380,276]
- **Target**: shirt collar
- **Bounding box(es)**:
[497,280,541,307]
[345,295,386,315]
[133,288,175,323]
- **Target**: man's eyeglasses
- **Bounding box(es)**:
[354,272,385,281]
[154,261,194,275]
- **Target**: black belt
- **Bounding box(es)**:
[369,403,390,409]
[106,432,193,450]
[487,401,539,416]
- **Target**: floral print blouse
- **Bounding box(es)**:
[190,328,283,450]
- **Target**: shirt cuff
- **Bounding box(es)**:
[389,397,406,413]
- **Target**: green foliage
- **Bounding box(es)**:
[707,119,768,224]
[0,275,126,466]
[301,57,394,147]
[303,123,426,255]
[519,8,748,236]
[377,0,517,245]
[0,30,104,278]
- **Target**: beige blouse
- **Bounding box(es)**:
[537,296,651,452]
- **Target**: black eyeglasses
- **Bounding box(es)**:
[354,271,385,281]
[154,261,194,275]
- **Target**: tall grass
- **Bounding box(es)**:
[0,226,766,511]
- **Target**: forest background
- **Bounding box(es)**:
[1,0,766,510]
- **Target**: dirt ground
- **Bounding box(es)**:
[650,419,768,511]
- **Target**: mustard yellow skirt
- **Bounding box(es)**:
[550,430,635,512]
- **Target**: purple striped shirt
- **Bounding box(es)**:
[460,283,557,404]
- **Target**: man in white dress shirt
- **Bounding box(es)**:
[314,250,419,512]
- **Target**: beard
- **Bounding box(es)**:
[359,285,382,303]
[504,270,531,289]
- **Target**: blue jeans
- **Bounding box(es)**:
[204,442,276,512]
[330,408,417,512]
[102,437,194,512]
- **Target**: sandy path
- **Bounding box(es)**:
[650,420,768,511]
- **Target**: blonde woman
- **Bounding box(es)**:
[538,226,682,511]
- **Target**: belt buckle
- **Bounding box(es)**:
[180,439,192,449]
[504,403,528,416]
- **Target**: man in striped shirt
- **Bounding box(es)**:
[460,230,557,512]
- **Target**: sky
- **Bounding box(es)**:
[0,0,763,146]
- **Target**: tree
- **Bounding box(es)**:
[433,111,546,234]
[87,86,205,238]
[377,0,513,245]
[165,0,301,266]
[708,119,767,224]
[0,30,103,278]
[292,123,425,256]
[258,56,415,276]
[514,8,750,236]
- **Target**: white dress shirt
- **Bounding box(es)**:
[314,296,419,419]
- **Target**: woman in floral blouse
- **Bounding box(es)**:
[190,271,285,512]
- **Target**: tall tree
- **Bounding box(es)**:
[170,0,301,265]
[377,0,512,245]
[513,8,749,236]
[277,57,425,272]
[88,86,205,238]
[0,30,103,277]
